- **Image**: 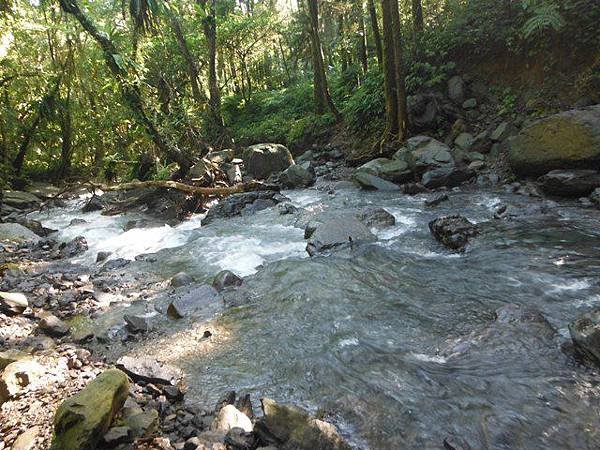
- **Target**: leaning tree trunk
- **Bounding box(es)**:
[56,90,73,181]
[57,0,190,171]
[307,0,338,117]
[367,0,383,66]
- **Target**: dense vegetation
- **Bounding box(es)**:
[1,0,599,185]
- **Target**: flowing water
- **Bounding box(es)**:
[30,183,600,449]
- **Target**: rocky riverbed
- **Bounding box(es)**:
[3,106,600,449]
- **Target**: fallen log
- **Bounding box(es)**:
[93,179,275,197]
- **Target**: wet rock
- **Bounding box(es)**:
[211,404,253,433]
[448,75,465,104]
[52,369,130,449]
[0,359,45,404]
[11,426,40,450]
[59,236,88,258]
[569,309,600,367]
[0,223,41,243]
[429,215,477,251]
[306,217,377,256]
[15,218,55,237]
[225,427,256,449]
[509,106,600,176]
[0,292,28,315]
[171,272,194,287]
[454,132,474,151]
[402,182,428,195]
[468,160,486,171]
[212,270,243,292]
[235,393,254,418]
[590,187,600,206]
[538,169,600,197]
[215,390,237,413]
[97,251,112,262]
[124,314,152,333]
[163,385,184,402]
[355,158,412,183]
[102,258,130,270]
[356,207,395,228]
[38,313,70,337]
[243,143,294,179]
[102,187,193,221]
[116,356,182,385]
[425,193,449,207]
[421,166,474,189]
[353,172,400,191]
[254,398,350,450]
[103,426,132,447]
[3,190,42,210]
[403,136,455,175]
[81,195,104,213]
[462,98,477,109]
[166,284,220,318]
[69,218,88,226]
[279,162,316,188]
[203,190,285,224]
[126,408,159,438]
[278,203,298,215]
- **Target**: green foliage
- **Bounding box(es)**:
[340,70,384,137]
[521,1,565,40]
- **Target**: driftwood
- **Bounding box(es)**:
[93,179,271,197]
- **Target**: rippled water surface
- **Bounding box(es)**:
[31,184,600,449]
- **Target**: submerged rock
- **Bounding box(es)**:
[53,369,130,450]
[429,215,477,251]
[203,190,285,224]
[425,193,449,207]
[356,207,395,228]
[279,162,316,188]
[538,169,600,197]
[569,309,600,367]
[116,356,182,385]
[306,216,376,256]
[243,143,294,179]
[212,270,243,292]
[81,195,104,213]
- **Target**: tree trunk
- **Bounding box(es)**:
[97,179,269,197]
[57,0,190,171]
[355,0,368,74]
[390,0,408,140]
[306,0,338,117]
[56,88,73,180]
[412,0,423,35]
[198,0,223,128]
[367,0,383,66]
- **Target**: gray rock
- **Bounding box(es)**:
[279,162,316,188]
[355,158,412,183]
[425,193,449,207]
[590,187,600,206]
[59,236,88,258]
[206,149,235,164]
[468,160,486,171]
[243,143,294,179]
[429,215,478,251]
[1,359,45,404]
[212,404,253,433]
[124,314,152,333]
[491,121,517,142]
[454,133,475,151]
[125,408,159,438]
[225,427,256,450]
[0,223,40,243]
[569,309,600,367]
[408,93,439,129]
[227,164,243,185]
[295,150,314,163]
[96,251,111,263]
[448,76,465,104]
[203,190,284,224]
[103,426,132,446]
[356,208,395,228]
[69,218,87,226]
[404,136,455,174]
[3,191,42,210]
[212,270,243,292]
[421,166,475,189]
[306,216,376,256]
[171,272,194,287]
[81,196,104,213]
[462,98,477,109]
[538,169,600,197]
[0,292,28,316]
[38,314,70,337]
[278,203,298,215]
[116,356,182,385]
[166,284,220,318]
[353,172,400,191]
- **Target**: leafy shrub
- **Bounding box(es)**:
[341,70,385,137]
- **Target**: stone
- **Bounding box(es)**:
[402,182,428,195]
[0,350,27,370]
[404,136,455,174]
[491,121,517,142]
[254,398,350,450]
[278,203,298,215]
[97,251,112,262]
[212,270,243,292]
[11,426,40,450]
[569,309,600,367]
[81,196,104,213]
[227,164,243,185]
[590,187,600,206]
[421,166,475,189]
[509,106,600,176]
[59,236,88,258]
[16,218,54,237]
[0,359,45,404]
[69,218,88,226]
[124,314,152,333]
[188,431,227,450]
[103,426,132,446]
[3,191,42,210]
[215,390,237,413]
[429,215,478,251]
[356,208,395,228]
[463,151,485,162]
[225,427,256,450]
[468,160,486,171]
[203,190,284,224]
[454,133,475,151]
[425,193,449,207]
[206,149,235,164]
[538,169,600,197]
[306,216,376,256]
[171,272,194,287]
[0,292,28,315]
[353,172,400,191]
[407,93,439,129]
[189,159,213,180]
[53,369,130,450]
[279,162,316,188]
[448,75,465,104]
[295,150,314,163]
[211,404,253,433]
[243,143,294,179]
[462,98,477,109]
[116,356,182,385]
[0,223,40,243]
[126,408,159,438]
[38,313,70,337]
[355,158,412,183]
[235,393,254,418]
[166,284,220,318]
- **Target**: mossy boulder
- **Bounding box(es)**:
[509,105,600,177]
[52,369,130,450]
[243,143,294,179]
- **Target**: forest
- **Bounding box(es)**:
[1,0,600,449]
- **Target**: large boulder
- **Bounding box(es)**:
[400,136,454,175]
[447,75,465,104]
[279,162,316,188]
[509,105,600,177]
[53,369,130,450]
[538,169,600,197]
[0,223,40,243]
[306,216,376,256]
[164,284,221,318]
[407,93,439,129]
[569,309,600,367]
[243,143,294,179]
[421,166,475,189]
[355,158,412,184]
[429,215,478,251]
[254,398,350,450]
[3,191,42,210]
[203,190,285,225]
[353,172,400,191]
[116,356,182,385]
